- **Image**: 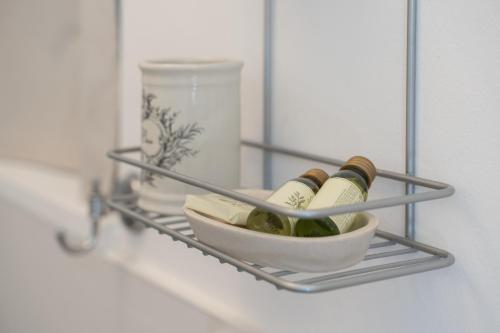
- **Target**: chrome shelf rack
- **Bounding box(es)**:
[57,0,456,293]
[105,140,455,293]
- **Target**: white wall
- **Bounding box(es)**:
[417,0,500,329]
[0,0,118,195]
[0,0,81,170]
[120,0,500,332]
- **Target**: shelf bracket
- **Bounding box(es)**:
[406,0,418,240]
[263,0,274,189]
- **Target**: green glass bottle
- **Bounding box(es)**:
[295,156,376,237]
[246,169,329,236]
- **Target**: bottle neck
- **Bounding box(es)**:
[332,169,370,191]
[301,174,324,189]
[295,177,320,193]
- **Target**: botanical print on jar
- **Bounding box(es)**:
[137,58,242,215]
[141,90,204,185]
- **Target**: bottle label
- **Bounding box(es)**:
[266,180,316,231]
[306,178,365,233]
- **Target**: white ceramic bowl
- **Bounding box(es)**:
[183,189,379,272]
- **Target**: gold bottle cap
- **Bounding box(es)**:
[340,156,377,187]
[302,168,329,187]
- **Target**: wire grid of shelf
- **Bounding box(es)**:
[107,195,453,293]
[106,141,455,293]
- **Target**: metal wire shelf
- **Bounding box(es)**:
[54,0,454,293]
[107,195,453,293]
[105,140,455,293]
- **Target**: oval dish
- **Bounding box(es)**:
[184,189,379,272]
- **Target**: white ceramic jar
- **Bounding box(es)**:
[138,59,243,214]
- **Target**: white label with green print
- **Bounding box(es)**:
[266,180,316,232]
[306,177,365,233]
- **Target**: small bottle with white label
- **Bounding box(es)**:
[246,169,329,236]
[295,156,376,237]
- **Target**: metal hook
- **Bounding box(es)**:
[56,179,106,254]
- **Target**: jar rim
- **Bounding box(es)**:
[139,58,244,72]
